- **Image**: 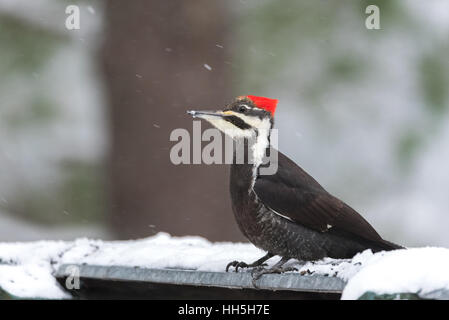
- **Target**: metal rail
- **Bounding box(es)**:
[56,264,346,299]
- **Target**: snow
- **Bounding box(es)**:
[341,247,449,300]
[0,240,72,299]
[0,233,265,299]
[0,233,448,299]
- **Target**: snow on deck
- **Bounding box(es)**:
[341,247,449,299]
[0,232,447,299]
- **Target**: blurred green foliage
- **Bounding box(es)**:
[0,6,105,228]
[4,95,58,130]
[0,16,62,74]
[359,291,422,300]
[420,50,449,116]
[7,162,106,226]
[0,287,15,300]
[397,130,424,171]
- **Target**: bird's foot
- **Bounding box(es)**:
[226,260,268,272]
[251,265,298,288]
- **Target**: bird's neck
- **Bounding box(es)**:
[251,128,271,171]
[232,128,271,189]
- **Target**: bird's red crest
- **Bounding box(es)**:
[246,95,278,116]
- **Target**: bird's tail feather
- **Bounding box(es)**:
[372,238,405,252]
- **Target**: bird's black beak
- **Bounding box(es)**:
[187,110,225,118]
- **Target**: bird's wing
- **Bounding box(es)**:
[254,151,383,243]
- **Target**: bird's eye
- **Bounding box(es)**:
[239,105,248,113]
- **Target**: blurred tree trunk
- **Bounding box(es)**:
[101,0,244,241]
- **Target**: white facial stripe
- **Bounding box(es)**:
[198,114,254,139]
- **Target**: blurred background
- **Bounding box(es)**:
[0,0,448,247]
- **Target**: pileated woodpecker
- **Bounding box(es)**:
[188,95,403,282]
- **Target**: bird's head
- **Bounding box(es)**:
[187,95,278,140]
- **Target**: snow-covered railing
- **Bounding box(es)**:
[54,264,345,299]
[1,232,449,299]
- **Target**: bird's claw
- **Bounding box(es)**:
[226,260,268,272]
[251,266,298,288]
[226,260,246,272]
